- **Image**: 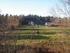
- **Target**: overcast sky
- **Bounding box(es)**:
[0,0,62,16]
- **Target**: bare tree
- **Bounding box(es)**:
[50,0,70,17]
[58,0,70,17]
[60,0,70,27]
[50,0,70,27]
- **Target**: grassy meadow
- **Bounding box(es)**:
[0,25,70,53]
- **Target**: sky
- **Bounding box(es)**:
[0,0,61,16]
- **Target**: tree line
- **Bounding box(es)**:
[0,14,70,30]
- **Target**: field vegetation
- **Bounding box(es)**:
[0,26,70,53]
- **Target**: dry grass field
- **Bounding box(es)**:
[0,26,70,53]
